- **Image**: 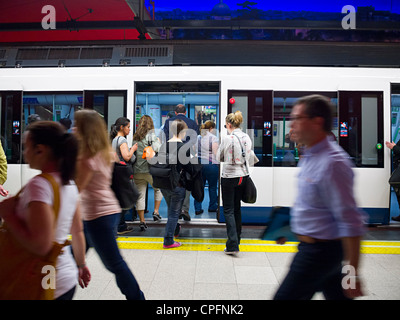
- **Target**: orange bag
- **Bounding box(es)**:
[142,146,155,160]
[0,173,69,300]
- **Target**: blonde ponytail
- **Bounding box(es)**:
[226,111,243,128]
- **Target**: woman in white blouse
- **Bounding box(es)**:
[217,111,253,255]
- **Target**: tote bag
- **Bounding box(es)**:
[389,166,400,186]
[232,133,257,204]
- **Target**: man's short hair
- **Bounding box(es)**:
[296,95,333,133]
[175,104,186,114]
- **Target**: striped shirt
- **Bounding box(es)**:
[291,137,368,239]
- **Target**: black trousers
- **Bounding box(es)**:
[221,177,247,252]
[274,240,351,300]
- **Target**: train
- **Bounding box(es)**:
[0,60,398,225]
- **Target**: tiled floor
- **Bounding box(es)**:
[74,233,400,300]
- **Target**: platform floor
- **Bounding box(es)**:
[74,223,400,300]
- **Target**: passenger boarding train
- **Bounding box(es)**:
[0,64,398,225]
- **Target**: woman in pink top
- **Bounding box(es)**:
[74,110,145,300]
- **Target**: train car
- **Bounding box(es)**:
[0,59,398,225]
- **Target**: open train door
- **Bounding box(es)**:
[218,90,273,224]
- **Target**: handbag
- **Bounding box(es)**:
[232,133,257,204]
[111,136,139,210]
[389,165,400,186]
[0,173,69,300]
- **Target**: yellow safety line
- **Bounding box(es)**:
[114,237,400,254]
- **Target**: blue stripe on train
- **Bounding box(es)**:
[218,206,390,225]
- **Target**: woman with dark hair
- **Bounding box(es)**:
[75,110,145,300]
[159,119,192,249]
[110,117,138,234]
[0,121,90,300]
[132,115,163,231]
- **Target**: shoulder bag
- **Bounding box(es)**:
[111,137,139,210]
[0,173,69,300]
[232,133,257,204]
[389,165,400,186]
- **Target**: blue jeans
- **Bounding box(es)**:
[84,213,145,300]
[194,164,219,212]
[161,186,186,246]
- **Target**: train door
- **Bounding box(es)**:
[83,90,127,130]
[225,90,273,224]
[390,84,400,222]
[135,81,220,221]
[0,91,22,195]
[338,91,386,224]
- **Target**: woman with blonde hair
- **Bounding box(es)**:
[132,115,163,230]
[74,109,144,300]
[217,111,253,255]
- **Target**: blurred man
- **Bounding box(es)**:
[274,95,367,300]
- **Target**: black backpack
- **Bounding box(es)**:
[149,142,182,190]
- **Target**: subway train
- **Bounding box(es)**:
[0,62,398,225]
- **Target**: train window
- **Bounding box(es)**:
[22,92,82,133]
[273,92,338,167]
[0,92,22,164]
[338,91,383,168]
[84,91,127,131]
[228,90,273,167]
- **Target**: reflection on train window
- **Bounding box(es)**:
[135,82,220,138]
[339,91,383,168]
[273,92,338,167]
[84,91,127,131]
[22,92,83,133]
[0,92,22,164]
[228,90,273,167]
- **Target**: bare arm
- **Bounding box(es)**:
[342,235,364,298]
[70,202,91,288]
[119,142,137,162]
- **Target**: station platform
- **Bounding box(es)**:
[74,222,400,301]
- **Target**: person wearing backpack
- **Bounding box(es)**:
[0,121,90,300]
[157,119,194,249]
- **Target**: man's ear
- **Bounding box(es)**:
[313,116,325,129]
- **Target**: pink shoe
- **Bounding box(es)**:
[163,241,181,249]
